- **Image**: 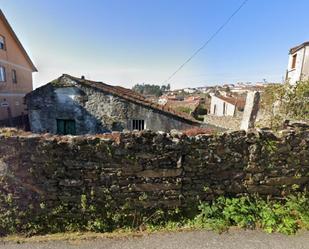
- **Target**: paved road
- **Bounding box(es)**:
[0,230,309,249]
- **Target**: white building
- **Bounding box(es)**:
[210,95,245,116]
[183,88,197,94]
[286,41,309,85]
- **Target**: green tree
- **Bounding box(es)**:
[132,83,171,97]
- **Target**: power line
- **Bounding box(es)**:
[162,0,249,84]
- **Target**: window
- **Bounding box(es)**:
[12,69,17,83]
[291,54,297,69]
[57,119,76,135]
[0,36,5,50]
[223,102,226,115]
[213,104,217,115]
[0,66,6,82]
[132,119,145,131]
[0,99,9,107]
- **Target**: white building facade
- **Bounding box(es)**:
[286,41,309,85]
[209,95,236,116]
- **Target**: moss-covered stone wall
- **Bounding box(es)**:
[0,128,308,233]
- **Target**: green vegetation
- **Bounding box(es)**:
[190,194,309,234]
[0,192,308,237]
[260,81,309,129]
[132,83,171,97]
[174,106,193,114]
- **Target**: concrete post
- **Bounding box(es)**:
[240,91,260,130]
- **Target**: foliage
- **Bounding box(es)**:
[192,194,309,234]
[285,80,309,120]
[260,81,309,129]
[174,106,192,114]
[132,83,171,97]
[0,191,308,236]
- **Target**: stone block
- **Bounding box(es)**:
[135,169,182,178]
[265,176,309,186]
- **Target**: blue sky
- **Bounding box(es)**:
[1,0,309,89]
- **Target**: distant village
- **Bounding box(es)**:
[0,9,308,134]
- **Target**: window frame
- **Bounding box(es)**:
[0,66,6,82]
[132,119,145,131]
[291,54,297,69]
[0,35,5,50]
[12,69,17,83]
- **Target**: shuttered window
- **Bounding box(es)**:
[132,119,145,131]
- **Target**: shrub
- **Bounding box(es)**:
[192,194,309,234]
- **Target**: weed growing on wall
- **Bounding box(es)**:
[0,192,308,236]
[259,81,309,129]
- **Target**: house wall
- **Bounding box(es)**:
[26,83,198,134]
[210,95,235,116]
[286,46,309,85]
[0,15,34,120]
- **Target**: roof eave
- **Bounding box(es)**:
[289,41,309,54]
[0,9,37,72]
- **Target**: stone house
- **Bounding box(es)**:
[209,94,245,117]
[286,41,309,85]
[0,9,37,122]
[25,74,202,135]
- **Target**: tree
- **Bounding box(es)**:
[132,83,171,97]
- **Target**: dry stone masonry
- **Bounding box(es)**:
[0,126,309,228]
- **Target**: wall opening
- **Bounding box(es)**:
[57,119,76,135]
[132,119,145,131]
[291,54,297,69]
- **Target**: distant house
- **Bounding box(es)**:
[210,95,245,117]
[183,88,197,94]
[163,97,201,115]
[25,74,202,135]
[286,41,309,84]
[0,10,37,122]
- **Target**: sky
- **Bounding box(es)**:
[1,0,309,89]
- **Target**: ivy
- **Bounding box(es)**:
[259,80,309,129]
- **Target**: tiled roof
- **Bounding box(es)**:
[214,95,246,110]
[164,99,200,112]
[56,74,200,125]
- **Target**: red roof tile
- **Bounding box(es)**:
[215,95,246,110]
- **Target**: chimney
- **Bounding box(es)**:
[81,75,85,80]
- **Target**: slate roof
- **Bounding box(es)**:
[28,74,200,125]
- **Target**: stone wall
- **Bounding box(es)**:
[203,115,242,131]
[0,127,309,220]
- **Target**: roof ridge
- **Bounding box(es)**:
[62,74,199,124]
